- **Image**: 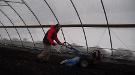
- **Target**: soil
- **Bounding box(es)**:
[0,47,135,75]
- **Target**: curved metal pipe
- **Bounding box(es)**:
[21,0,46,35]
[5,2,36,47]
[0,20,13,45]
[0,9,24,47]
[0,5,8,6]
[69,0,89,52]
[100,0,113,55]
[0,34,2,40]
[3,0,24,4]
[43,0,67,43]
[0,34,3,44]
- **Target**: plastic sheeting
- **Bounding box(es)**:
[0,0,135,52]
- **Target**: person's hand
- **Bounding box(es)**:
[59,42,65,46]
[62,42,67,46]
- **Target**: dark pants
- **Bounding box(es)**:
[37,44,52,61]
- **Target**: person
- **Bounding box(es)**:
[37,24,62,62]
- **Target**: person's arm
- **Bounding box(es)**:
[55,35,62,45]
[47,30,55,45]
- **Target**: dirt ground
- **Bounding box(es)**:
[0,47,135,75]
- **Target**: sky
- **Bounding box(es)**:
[0,0,135,50]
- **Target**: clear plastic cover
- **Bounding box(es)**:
[0,0,134,52]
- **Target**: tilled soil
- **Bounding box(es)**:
[0,47,135,75]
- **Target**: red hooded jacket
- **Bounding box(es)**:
[43,25,61,45]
